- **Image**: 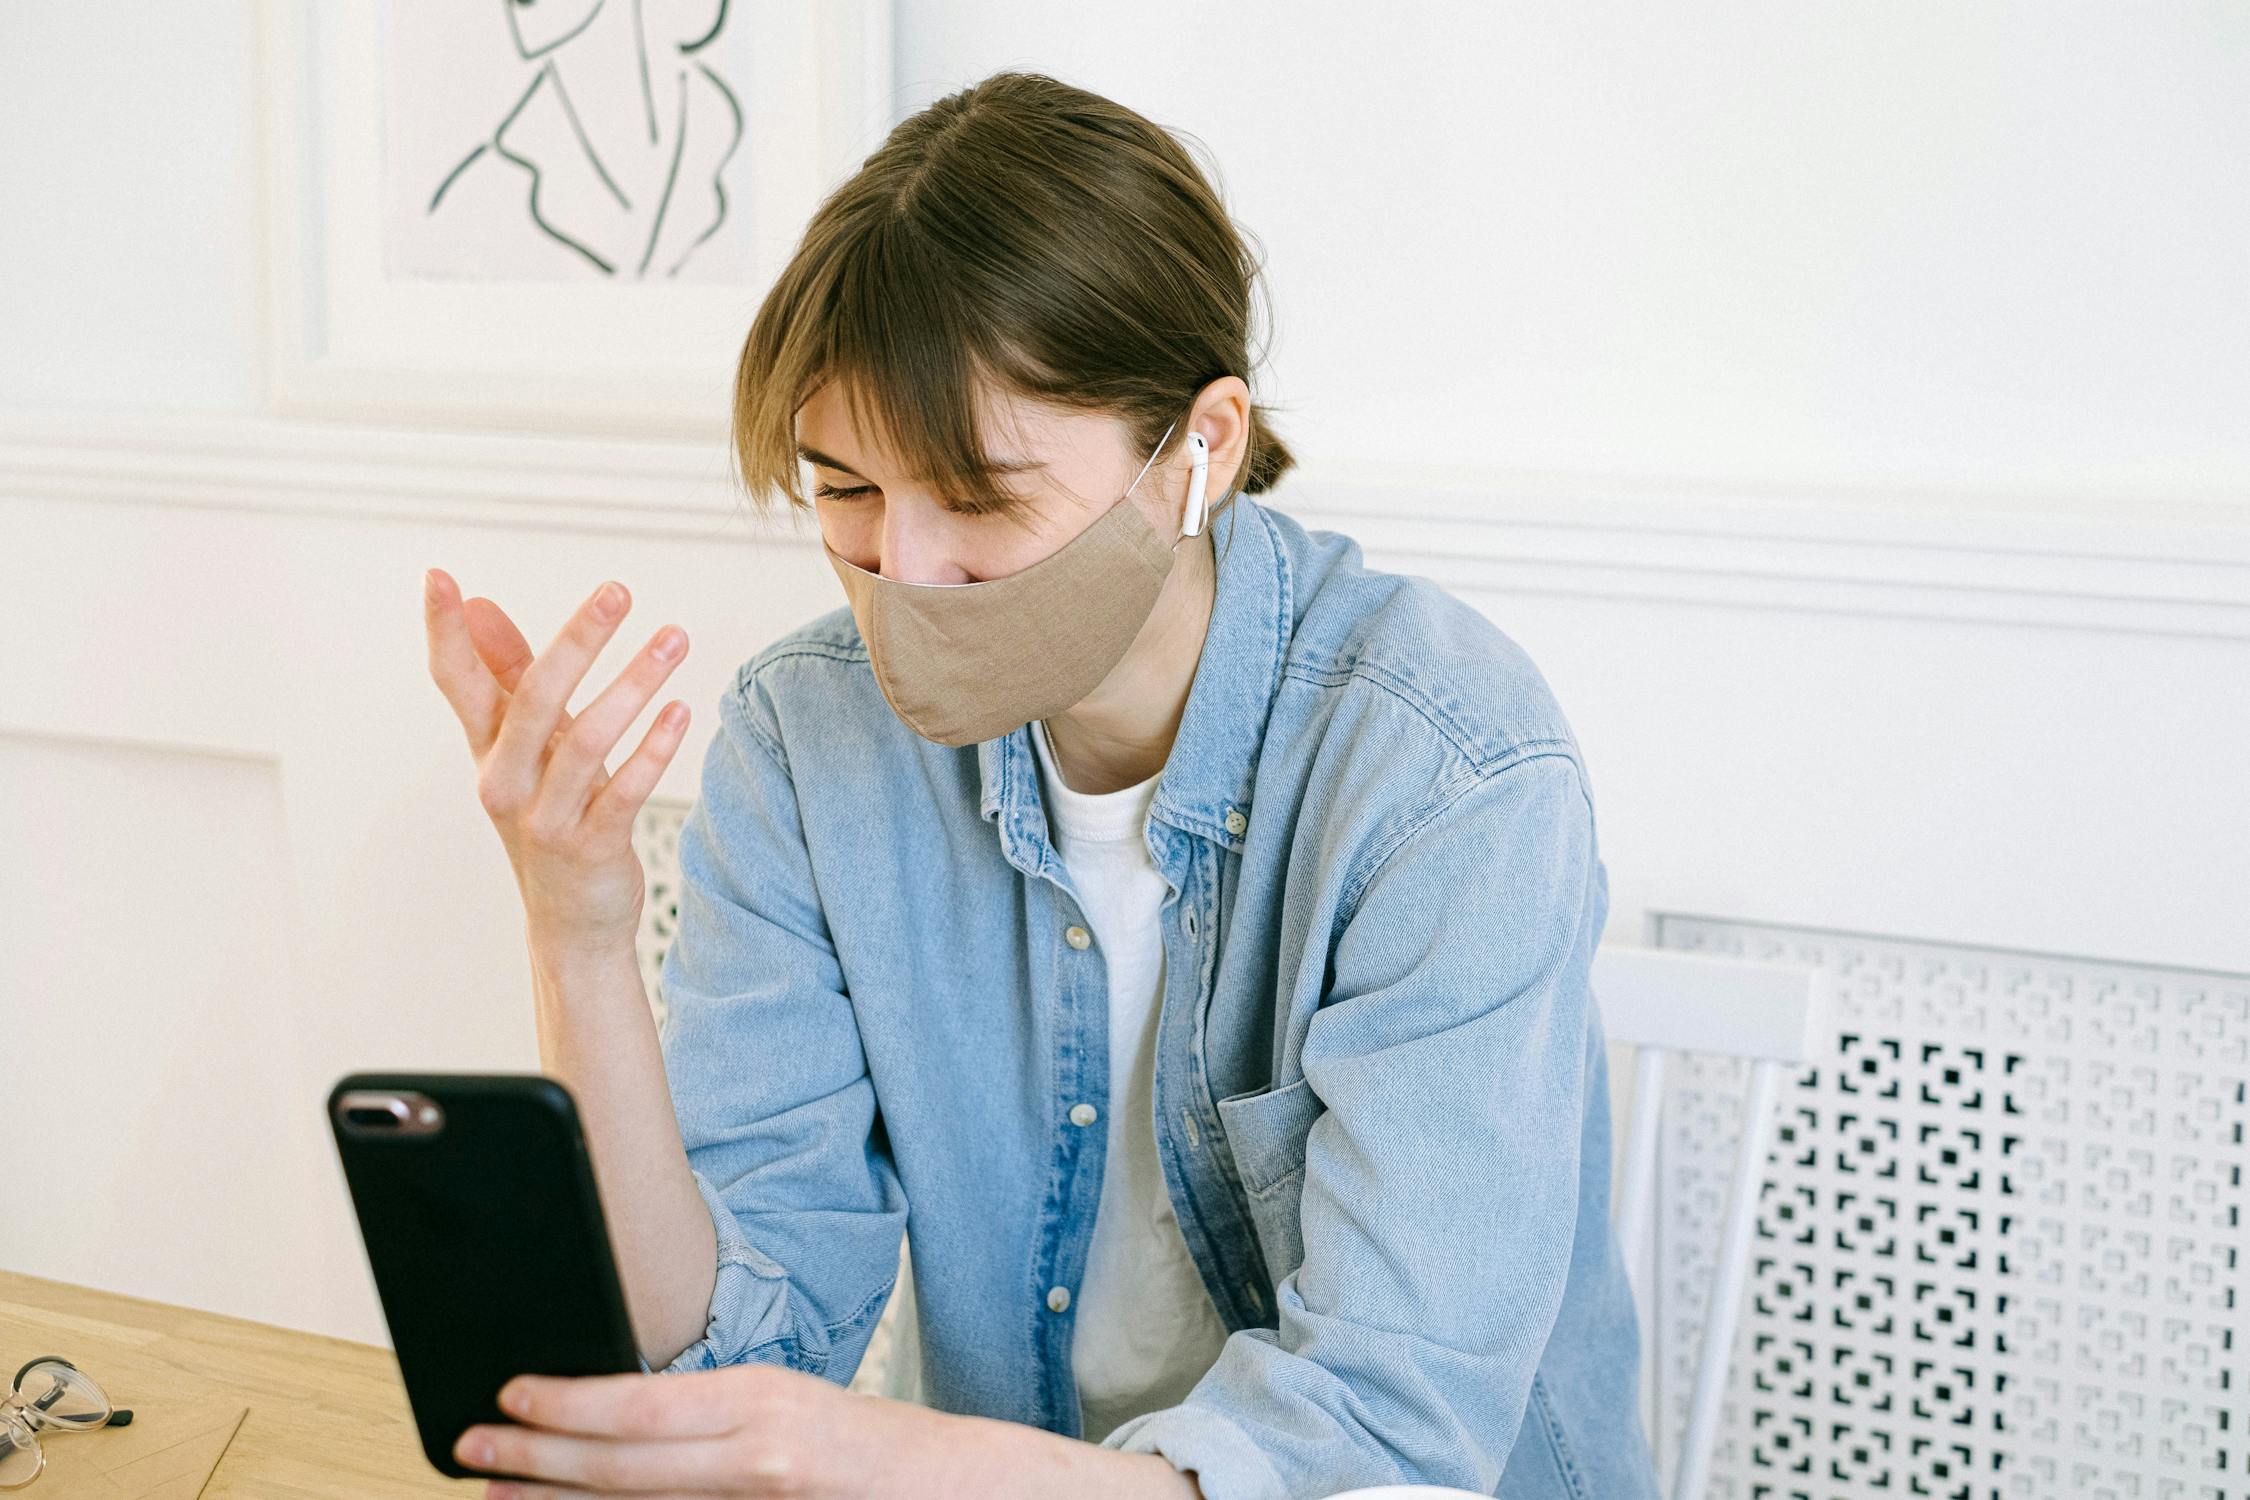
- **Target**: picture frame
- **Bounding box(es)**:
[255,0,896,440]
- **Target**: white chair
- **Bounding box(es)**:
[1321,946,1821,1500]
[1595,942,1826,1500]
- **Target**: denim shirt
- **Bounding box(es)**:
[646,494,1661,1500]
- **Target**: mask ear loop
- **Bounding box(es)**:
[1125,416,1177,509]
[1126,415,1212,542]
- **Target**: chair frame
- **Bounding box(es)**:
[1593,937,1826,1500]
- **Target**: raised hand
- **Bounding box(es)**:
[423,568,692,958]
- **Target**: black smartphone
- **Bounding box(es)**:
[326,1071,644,1479]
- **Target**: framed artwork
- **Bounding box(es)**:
[257,0,895,439]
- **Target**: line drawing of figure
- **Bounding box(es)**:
[425,0,745,280]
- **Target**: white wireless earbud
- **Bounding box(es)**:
[1181,432,1211,537]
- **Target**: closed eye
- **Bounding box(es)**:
[815,482,998,518]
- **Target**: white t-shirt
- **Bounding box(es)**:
[1028,716,1233,1444]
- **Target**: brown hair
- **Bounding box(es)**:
[728,69,1294,532]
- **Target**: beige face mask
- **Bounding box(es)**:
[821,417,1192,746]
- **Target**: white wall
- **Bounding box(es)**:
[3,0,2245,1376]
[10,3,2250,494]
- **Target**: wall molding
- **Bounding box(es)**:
[4,406,2247,640]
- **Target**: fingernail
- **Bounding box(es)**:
[424,569,439,603]
[653,626,684,660]
[499,1382,529,1416]
[593,581,625,620]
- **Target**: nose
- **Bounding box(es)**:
[873,501,973,585]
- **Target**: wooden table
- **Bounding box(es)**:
[0,1269,475,1497]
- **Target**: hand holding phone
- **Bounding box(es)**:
[327,1071,644,1478]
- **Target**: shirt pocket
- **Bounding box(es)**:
[1213,1073,1325,1279]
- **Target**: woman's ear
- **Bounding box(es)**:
[1184,376,1253,512]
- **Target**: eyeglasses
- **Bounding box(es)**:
[0,1357,134,1488]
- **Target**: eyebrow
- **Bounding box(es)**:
[797,444,1048,480]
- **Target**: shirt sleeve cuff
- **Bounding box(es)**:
[1099,1401,1290,1500]
[637,1166,795,1375]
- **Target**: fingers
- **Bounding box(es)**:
[423,569,506,757]
[482,581,633,812]
[477,1484,702,1500]
[533,623,690,824]
[582,698,691,844]
[466,594,591,774]
[496,1371,751,1440]
[454,1423,734,1494]
[462,595,541,697]
[433,574,691,852]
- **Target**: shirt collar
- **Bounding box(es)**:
[978,494,1288,859]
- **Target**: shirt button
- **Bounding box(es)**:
[1065,925,1092,950]
[1046,1285,1072,1313]
[1224,808,1248,837]
[1069,1102,1098,1126]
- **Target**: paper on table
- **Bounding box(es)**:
[20,1397,247,1499]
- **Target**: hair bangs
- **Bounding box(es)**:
[825,225,1040,519]
[729,70,1297,528]
[730,212,1053,525]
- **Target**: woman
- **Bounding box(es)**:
[423,70,1659,1500]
